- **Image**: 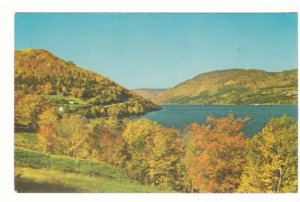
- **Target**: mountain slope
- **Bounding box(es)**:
[153,69,297,105]
[131,88,167,101]
[15,49,159,118]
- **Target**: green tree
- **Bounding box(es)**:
[238,115,297,193]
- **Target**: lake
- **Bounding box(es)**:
[144,105,298,137]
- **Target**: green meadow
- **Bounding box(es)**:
[15,133,169,193]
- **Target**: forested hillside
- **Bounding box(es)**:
[153,69,297,104]
[15,49,159,128]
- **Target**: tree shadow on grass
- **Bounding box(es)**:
[15,178,81,193]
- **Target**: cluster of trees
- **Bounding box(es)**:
[122,119,185,190]
[29,103,298,193]
[183,114,248,192]
[15,49,159,120]
[36,108,185,190]
[238,115,297,193]
[183,114,297,193]
[86,97,159,118]
[15,94,159,133]
[15,95,49,131]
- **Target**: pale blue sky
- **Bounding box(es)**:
[15,13,297,89]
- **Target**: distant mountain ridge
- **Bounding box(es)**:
[15,49,159,118]
[151,68,297,105]
[131,88,167,101]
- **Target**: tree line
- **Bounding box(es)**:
[15,94,159,132]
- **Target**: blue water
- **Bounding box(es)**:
[144,105,298,137]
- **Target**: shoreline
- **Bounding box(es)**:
[158,103,298,106]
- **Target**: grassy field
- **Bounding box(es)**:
[15,166,166,193]
[15,132,38,150]
[42,94,88,105]
[15,133,169,193]
[15,148,127,179]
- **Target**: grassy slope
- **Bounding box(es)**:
[16,167,165,193]
[153,69,297,105]
[15,133,169,193]
[15,132,38,150]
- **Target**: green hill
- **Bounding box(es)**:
[15,49,159,119]
[153,69,297,105]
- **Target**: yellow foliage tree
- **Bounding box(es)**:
[55,114,88,158]
[15,95,48,131]
[122,119,184,190]
[238,115,297,193]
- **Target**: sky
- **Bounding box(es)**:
[15,13,297,89]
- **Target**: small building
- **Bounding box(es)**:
[59,106,64,112]
[68,100,75,104]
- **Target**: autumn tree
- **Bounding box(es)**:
[15,95,48,131]
[147,127,185,190]
[37,107,59,154]
[238,115,297,193]
[85,118,126,167]
[43,82,53,94]
[122,119,184,190]
[183,113,248,192]
[98,128,126,167]
[85,119,105,158]
[55,114,88,158]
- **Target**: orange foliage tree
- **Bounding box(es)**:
[86,118,127,166]
[37,107,59,154]
[183,113,248,192]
